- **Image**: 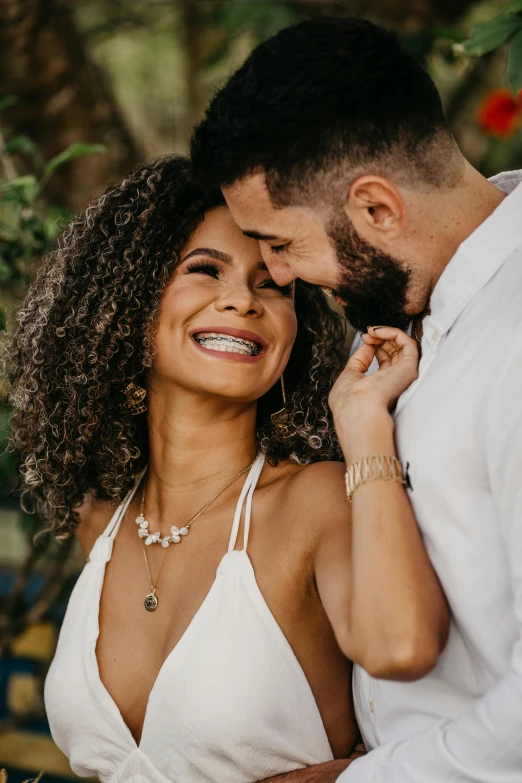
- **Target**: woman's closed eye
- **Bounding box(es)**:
[185,259,292,297]
[185,260,221,278]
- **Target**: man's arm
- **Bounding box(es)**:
[259,746,367,783]
[260,760,352,783]
[337,343,522,783]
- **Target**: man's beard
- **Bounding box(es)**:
[329,214,411,332]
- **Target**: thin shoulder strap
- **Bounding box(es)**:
[228,452,265,553]
[242,453,265,551]
[103,467,147,540]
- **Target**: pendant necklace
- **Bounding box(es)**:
[412,319,423,346]
[139,453,258,612]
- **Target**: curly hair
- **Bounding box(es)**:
[6,155,346,539]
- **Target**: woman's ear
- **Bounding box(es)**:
[344,175,407,242]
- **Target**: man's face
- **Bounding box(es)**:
[223,172,412,331]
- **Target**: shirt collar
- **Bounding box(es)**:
[428,169,522,337]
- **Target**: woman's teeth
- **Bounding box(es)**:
[194,332,260,356]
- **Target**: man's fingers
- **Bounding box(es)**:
[349,742,367,760]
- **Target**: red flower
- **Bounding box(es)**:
[476,88,522,138]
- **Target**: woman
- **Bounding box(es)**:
[7,157,448,783]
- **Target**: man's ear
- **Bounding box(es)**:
[344,175,406,241]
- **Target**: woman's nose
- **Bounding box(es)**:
[214,284,264,317]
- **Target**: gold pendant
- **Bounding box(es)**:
[144,592,158,612]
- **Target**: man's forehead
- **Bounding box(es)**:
[223,173,314,238]
[223,171,273,212]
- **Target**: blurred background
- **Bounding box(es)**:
[0,0,521,780]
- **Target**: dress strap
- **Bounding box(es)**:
[242,453,265,551]
[103,467,147,540]
[228,452,265,553]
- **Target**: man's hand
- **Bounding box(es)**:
[259,745,366,783]
[259,759,352,783]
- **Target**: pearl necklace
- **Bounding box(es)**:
[137,454,259,612]
[135,455,257,548]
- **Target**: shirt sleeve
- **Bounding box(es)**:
[338,345,522,783]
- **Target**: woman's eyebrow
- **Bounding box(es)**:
[181,247,233,264]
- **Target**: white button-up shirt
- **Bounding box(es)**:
[341,170,522,782]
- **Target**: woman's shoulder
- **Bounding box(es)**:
[279,460,350,555]
[270,459,348,529]
[75,493,116,558]
[286,459,345,489]
[290,460,347,507]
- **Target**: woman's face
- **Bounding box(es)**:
[153,206,298,404]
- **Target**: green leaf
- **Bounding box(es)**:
[455,13,522,56]
[0,96,16,114]
[505,1,522,13]
[6,135,37,156]
[0,175,38,194]
[43,142,107,178]
[0,175,40,205]
[508,28,522,90]
[431,27,466,43]
[0,258,13,282]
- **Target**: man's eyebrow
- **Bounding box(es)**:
[180,247,232,264]
[242,230,279,241]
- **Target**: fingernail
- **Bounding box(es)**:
[369,326,385,331]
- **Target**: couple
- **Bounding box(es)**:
[7,15,522,783]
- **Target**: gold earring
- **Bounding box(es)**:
[271,374,295,439]
[124,382,147,415]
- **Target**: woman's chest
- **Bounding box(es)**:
[95,490,353,755]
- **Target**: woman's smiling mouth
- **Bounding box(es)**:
[190,327,267,363]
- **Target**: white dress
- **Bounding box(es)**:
[44,453,333,782]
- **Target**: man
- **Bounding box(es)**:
[191,15,522,783]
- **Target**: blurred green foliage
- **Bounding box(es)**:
[0,104,105,300]
[457,2,522,89]
[0,105,106,501]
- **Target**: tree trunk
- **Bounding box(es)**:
[179,0,203,140]
[0,0,141,209]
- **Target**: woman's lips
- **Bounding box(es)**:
[189,326,267,364]
[192,338,265,363]
[189,325,267,348]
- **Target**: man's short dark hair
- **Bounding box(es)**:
[191,16,459,206]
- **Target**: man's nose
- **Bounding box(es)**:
[264,258,296,287]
